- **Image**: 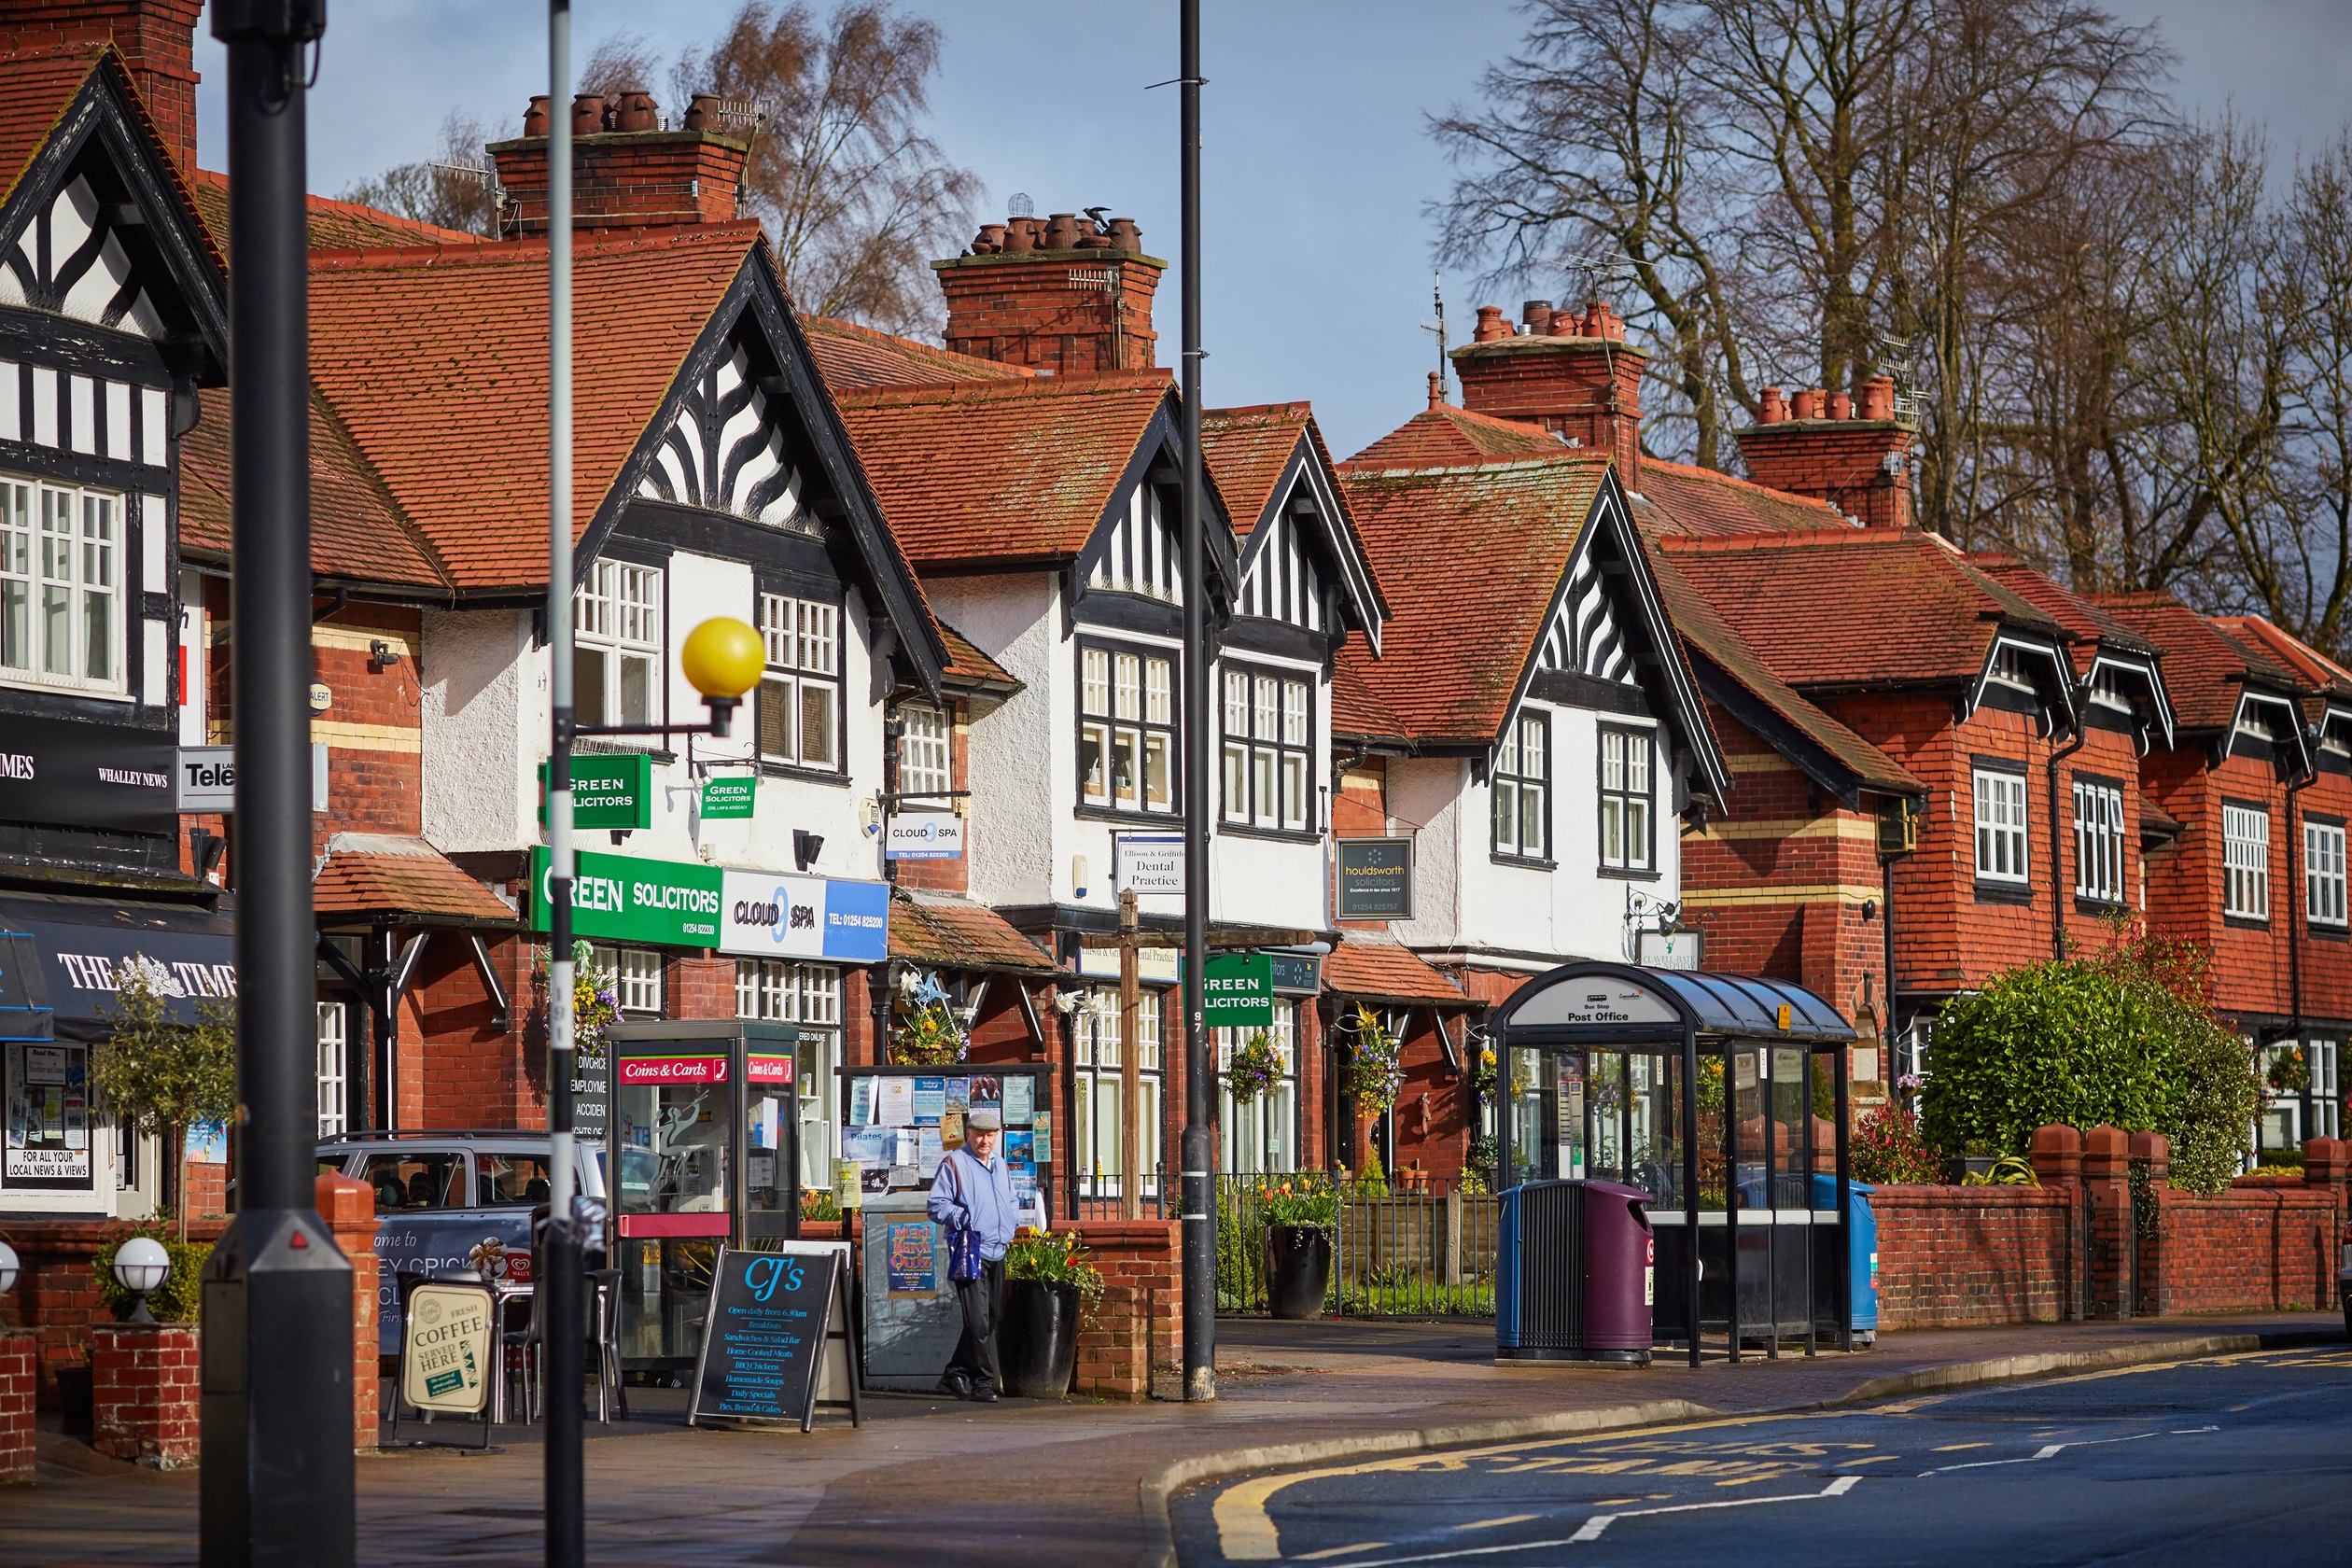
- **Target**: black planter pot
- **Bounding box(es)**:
[999,1278,1081,1399]
[1266,1225,1333,1320]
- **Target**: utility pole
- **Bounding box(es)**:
[200,4,349,1564]
[542,6,587,1566]
[1119,888,1141,1221]
[1176,0,1214,1404]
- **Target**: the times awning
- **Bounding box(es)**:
[0,891,237,1043]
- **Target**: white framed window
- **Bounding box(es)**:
[758,591,840,771]
[315,1001,346,1138]
[2309,821,2347,929]
[1072,985,1163,1198]
[590,945,665,1015]
[1215,1001,1298,1175]
[1973,768,2029,883]
[2073,778,2127,903]
[1491,710,1549,861]
[736,959,841,1187]
[1599,725,1655,872]
[2089,667,2135,712]
[1,475,123,694]
[1220,664,1312,832]
[1986,645,2037,691]
[1078,639,1176,816]
[897,702,952,802]
[2223,802,2270,919]
[2317,1039,2344,1141]
[573,558,660,728]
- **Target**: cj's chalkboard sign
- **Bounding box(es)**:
[687,1243,862,1432]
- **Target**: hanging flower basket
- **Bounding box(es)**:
[892,1001,968,1067]
[1342,1003,1402,1113]
[1468,1045,1498,1103]
[532,941,619,1053]
[1225,1029,1282,1103]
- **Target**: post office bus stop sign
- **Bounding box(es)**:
[1203,952,1272,1029]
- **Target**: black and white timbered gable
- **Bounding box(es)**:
[1071,394,1239,634]
[596,245,945,695]
[1226,433,1385,664]
[0,50,225,727]
[1513,470,1730,807]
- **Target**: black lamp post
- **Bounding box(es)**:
[200,4,353,1564]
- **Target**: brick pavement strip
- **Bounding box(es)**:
[0,1312,2338,1568]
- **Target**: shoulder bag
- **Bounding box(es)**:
[944,1151,985,1283]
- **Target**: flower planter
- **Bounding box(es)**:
[999,1278,1081,1399]
[1266,1224,1333,1320]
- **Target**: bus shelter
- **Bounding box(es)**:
[1492,962,1857,1367]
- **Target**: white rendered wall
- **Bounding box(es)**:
[421,608,535,851]
[924,571,1060,905]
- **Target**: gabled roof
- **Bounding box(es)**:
[936,618,1020,696]
[1348,400,1567,467]
[0,49,116,208]
[185,167,483,255]
[1207,401,1389,650]
[803,314,1034,390]
[2211,615,2352,707]
[2094,591,2308,734]
[1657,526,2069,692]
[177,385,455,593]
[1968,556,2159,671]
[833,371,1183,568]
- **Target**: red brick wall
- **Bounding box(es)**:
[412,932,541,1129]
[1732,383,1913,529]
[0,1331,35,1481]
[318,1172,380,1449]
[2297,765,2352,1024]
[936,249,1163,374]
[90,1323,199,1468]
[0,1217,220,1404]
[494,130,750,233]
[0,1,203,172]
[1390,1011,1472,1183]
[2147,1182,2343,1314]
[1069,1219,1179,1400]
[1870,1184,2075,1328]
[1452,319,1646,485]
[2142,744,2296,1024]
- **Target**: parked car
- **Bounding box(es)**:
[317,1129,607,1355]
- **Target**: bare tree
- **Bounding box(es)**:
[335,111,498,237]
[679,3,981,334]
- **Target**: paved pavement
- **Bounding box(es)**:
[1171,1341,2352,1566]
[0,1311,2340,1567]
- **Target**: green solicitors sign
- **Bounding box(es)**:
[538,753,652,831]
[701,775,756,820]
[528,846,723,946]
[1203,952,1273,1029]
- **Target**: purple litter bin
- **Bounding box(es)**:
[1496,1179,1653,1365]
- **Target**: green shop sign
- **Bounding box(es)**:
[538,752,652,831]
[1203,952,1273,1029]
[529,846,722,946]
[700,775,756,820]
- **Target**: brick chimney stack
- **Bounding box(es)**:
[931,208,1162,374]
[489,91,751,235]
[1449,298,1647,487]
[0,1,203,174]
[1736,374,1916,528]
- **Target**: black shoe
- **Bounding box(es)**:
[970,1384,999,1403]
[935,1374,973,1401]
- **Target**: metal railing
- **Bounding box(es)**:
[1217,1171,1497,1318]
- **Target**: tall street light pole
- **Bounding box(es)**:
[200,4,351,1564]
[543,5,587,1564]
[1177,0,1216,1404]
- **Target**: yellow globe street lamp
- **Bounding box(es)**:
[679,616,763,737]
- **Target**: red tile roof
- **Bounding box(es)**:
[1347,401,1567,467]
[1336,452,1610,743]
[2210,615,2352,702]
[314,836,519,927]
[1323,932,1469,1005]
[2093,591,2307,732]
[889,891,1058,975]
[1968,555,2157,672]
[185,167,481,256]
[1330,658,1408,745]
[177,385,455,592]
[936,619,1018,694]
[1203,403,1312,534]
[1658,526,2066,690]
[802,315,1034,390]
[1638,458,1847,537]
[305,223,761,590]
[834,371,1175,568]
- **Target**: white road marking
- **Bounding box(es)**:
[1312,1477,1863,1563]
[1916,1425,2213,1477]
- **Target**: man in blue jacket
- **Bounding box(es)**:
[927,1106,1019,1401]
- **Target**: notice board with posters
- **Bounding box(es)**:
[687,1243,861,1431]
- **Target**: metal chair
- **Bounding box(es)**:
[519,1267,627,1423]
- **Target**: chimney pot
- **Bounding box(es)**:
[1792,389,1821,421]
[1107,217,1142,250]
[1427,371,1446,410]
[974,223,1007,254]
[1043,213,1080,250]
[1861,374,1896,420]
[614,91,658,133]
[1003,217,1037,253]
[685,93,722,131]
[525,95,552,137]
[1758,386,1785,424]
[1521,300,1553,334]
[1827,391,1853,421]
[1547,311,1576,337]
[1472,305,1509,343]
[571,94,608,135]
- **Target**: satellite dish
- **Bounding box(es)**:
[1008,192,1033,219]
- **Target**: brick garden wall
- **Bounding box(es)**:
[90,1323,198,1468]
[1871,1184,2075,1329]
[1070,1219,1180,1401]
[0,1331,35,1481]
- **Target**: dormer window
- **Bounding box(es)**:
[1986,645,2037,692]
[2089,668,2135,712]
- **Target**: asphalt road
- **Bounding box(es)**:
[1172,1344,2352,1567]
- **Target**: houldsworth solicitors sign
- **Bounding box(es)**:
[529,847,888,963]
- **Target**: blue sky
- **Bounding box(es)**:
[189,2,2352,461]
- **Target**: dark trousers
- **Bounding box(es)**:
[947,1256,1005,1392]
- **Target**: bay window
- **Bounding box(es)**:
[1,475,122,694]
[758,591,840,771]
[1220,664,1311,832]
[1078,639,1176,816]
[574,558,660,728]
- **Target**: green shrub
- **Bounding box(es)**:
[92,1224,209,1323]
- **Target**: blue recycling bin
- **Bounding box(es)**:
[1812,1174,1877,1344]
